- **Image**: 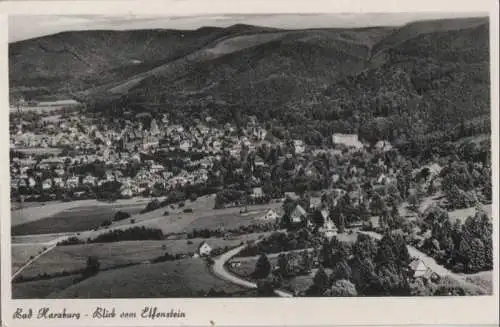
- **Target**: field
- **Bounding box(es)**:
[448,204,492,223]
[13,147,63,156]
[16,233,269,279]
[11,197,152,226]
[47,258,250,298]
[11,243,48,273]
[11,203,146,236]
[12,275,77,299]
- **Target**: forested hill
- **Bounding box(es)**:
[10,17,490,147]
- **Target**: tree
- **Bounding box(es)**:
[276,253,289,278]
[300,250,312,274]
[253,254,271,279]
[309,267,329,296]
[370,193,387,216]
[256,279,275,297]
[407,193,420,212]
[326,279,358,297]
[83,256,100,278]
[337,213,346,233]
[330,259,352,282]
[353,234,377,260]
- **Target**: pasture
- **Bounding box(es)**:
[12,275,77,299]
[17,234,268,280]
[11,202,145,236]
[48,258,249,298]
[11,197,151,226]
[13,147,63,156]
[11,243,48,273]
[448,204,492,223]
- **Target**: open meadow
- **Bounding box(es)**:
[12,275,78,299]
[11,243,48,273]
[46,258,251,298]
[11,197,153,226]
[15,233,270,280]
[11,204,145,236]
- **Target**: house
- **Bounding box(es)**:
[290,205,308,224]
[293,140,306,154]
[408,258,440,282]
[254,155,265,167]
[196,241,212,257]
[179,140,192,152]
[320,219,338,239]
[284,192,300,201]
[320,209,330,221]
[262,209,279,221]
[42,179,52,190]
[150,164,165,174]
[121,187,133,198]
[332,133,364,149]
[251,187,264,199]
[309,197,322,211]
[375,140,393,152]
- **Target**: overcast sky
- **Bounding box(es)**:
[9,12,487,43]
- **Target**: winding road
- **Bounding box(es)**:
[211,244,293,297]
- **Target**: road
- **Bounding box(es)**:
[11,243,57,281]
[211,244,293,297]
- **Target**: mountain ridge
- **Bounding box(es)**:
[9,17,490,149]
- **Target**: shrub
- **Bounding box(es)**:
[183,208,193,213]
[100,220,112,228]
[88,226,164,243]
[130,219,136,224]
[163,211,170,216]
[178,202,185,208]
[58,236,85,246]
[113,211,131,221]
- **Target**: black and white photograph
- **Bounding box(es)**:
[1,1,499,325]
[6,10,496,300]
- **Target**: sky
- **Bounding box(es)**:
[9,12,487,43]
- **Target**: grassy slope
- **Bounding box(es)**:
[17,234,267,279]
[12,275,77,299]
[48,258,248,298]
[12,204,144,236]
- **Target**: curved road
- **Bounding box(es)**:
[211,244,293,297]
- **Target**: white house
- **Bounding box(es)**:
[262,209,280,221]
[375,140,393,152]
[293,140,306,154]
[408,258,440,282]
[42,179,53,190]
[150,164,165,174]
[251,187,264,199]
[121,187,133,198]
[332,134,364,149]
[309,197,322,211]
[290,205,308,224]
[196,241,212,257]
[320,219,338,239]
[179,140,192,152]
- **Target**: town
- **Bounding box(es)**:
[10,98,493,298]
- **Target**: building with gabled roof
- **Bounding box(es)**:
[290,204,308,224]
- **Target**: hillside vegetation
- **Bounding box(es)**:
[10,18,490,149]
